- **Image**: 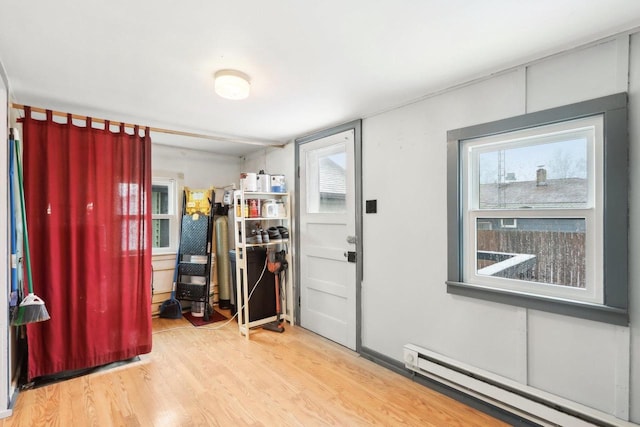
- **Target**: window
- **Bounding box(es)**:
[447,93,628,325]
[464,116,601,303]
[152,178,179,254]
[305,142,347,213]
[499,218,517,229]
[118,183,145,251]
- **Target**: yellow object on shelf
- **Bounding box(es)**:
[184,187,214,216]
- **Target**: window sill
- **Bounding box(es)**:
[446,281,628,326]
[152,251,178,260]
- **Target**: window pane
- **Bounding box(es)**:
[476,218,586,288]
[121,220,146,251]
[152,184,170,215]
[118,183,142,215]
[306,143,347,213]
[477,138,588,209]
[152,218,170,248]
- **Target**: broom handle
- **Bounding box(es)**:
[14,138,35,294]
[9,133,18,293]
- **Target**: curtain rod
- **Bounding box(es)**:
[11,103,285,148]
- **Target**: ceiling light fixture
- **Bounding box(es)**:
[214,69,251,100]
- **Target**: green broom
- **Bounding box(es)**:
[11,133,50,326]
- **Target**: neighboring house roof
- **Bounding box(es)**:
[479,178,587,208]
[319,157,346,195]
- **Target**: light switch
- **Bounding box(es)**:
[366,199,377,214]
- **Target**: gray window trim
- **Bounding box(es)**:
[446,93,629,326]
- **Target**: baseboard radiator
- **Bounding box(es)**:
[403,344,631,427]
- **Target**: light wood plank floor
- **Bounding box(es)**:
[1,316,508,426]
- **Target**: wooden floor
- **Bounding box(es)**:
[1,315,508,426]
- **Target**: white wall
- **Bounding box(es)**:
[152,144,242,204]
[362,68,527,380]
[242,144,296,195]
[627,32,640,424]
[361,34,639,423]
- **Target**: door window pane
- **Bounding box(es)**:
[306,143,347,213]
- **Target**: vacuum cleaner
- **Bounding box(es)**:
[263,248,287,333]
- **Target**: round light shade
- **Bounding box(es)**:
[214,69,251,100]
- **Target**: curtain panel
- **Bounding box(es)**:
[22,109,152,380]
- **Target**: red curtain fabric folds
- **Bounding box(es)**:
[22,108,152,380]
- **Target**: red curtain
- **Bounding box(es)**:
[22,108,152,380]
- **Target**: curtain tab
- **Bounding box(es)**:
[46,109,52,122]
[67,113,72,125]
[105,120,110,133]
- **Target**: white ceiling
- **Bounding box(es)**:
[1,1,640,157]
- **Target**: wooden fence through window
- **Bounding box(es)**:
[477,230,586,288]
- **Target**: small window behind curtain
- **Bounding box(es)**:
[152,179,177,253]
[119,183,145,251]
[152,184,170,248]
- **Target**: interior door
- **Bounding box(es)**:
[298,128,357,350]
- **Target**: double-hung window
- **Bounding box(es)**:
[152,178,179,254]
[447,94,628,325]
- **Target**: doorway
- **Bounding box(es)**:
[295,120,362,350]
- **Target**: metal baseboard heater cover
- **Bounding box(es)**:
[403,344,632,427]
